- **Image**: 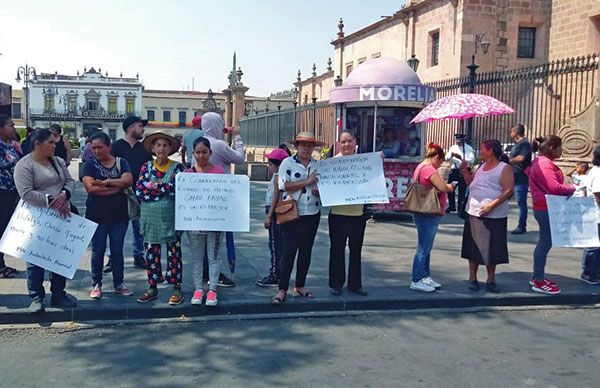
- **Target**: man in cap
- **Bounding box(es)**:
[106,116,153,271]
[180,115,204,168]
[445,133,474,213]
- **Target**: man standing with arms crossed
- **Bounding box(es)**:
[508,124,532,234]
[106,116,153,271]
[445,133,474,213]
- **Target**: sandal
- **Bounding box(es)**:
[293,287,315,299]
[271,290,287,305]
[0,267,17,279]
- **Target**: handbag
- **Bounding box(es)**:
[115,157,141,220]
[403,164,442,215]
[274,198,300,225]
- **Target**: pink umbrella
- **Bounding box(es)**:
[410,93,514,124]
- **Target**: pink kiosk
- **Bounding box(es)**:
[329,58,436,211]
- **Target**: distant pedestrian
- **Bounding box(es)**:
[528,135,575,294]
[81,139,93,162]
[81,132,135,300]
[508,124,532,234]
[409,143,456,293]
[256,145,291,287]
[328,131,368,296]
[185,137,225,307]
[14,128,77,312]
[180,115,203,168]
[581,147,600,284]
[135,132,185,305]
[50,123,72,166]
[202,112,245,287]
[79,135,87,154]
[0,114,21,279]
[270,132,323,304]
[110,116,153,270]
[460,139,514,293]
[445,133,474,213]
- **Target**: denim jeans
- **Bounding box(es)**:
[514,183,529,229]
[131,219,144,258]
[411,213,442,282]
[0,190,19,268]
[582,224,600,277]
[91,220,129,288]
[27,263,66,300]
[533,209,552,281]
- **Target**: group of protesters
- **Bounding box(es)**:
[1,111,600,312]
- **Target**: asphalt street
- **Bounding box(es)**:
[1,308,599,387]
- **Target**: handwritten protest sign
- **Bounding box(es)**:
[546,195,600,247]
[175,173,250,232]
[314,152,389,207]
[0,200,97,279]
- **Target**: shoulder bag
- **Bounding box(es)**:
[403,164,442,215]
[115,157,141,220]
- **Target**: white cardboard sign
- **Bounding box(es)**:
[0,200,98,279]
[314,152,389,207]
[175,173,250,232]
[546,195,600,248]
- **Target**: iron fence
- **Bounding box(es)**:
[241,54,598,158]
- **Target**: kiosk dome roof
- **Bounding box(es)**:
[345,57,422,86]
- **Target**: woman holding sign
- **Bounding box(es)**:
[271,132,323,305]
[0,114,21,279]
[14,128,77,312]
[328,131,368,296]
[184,137,225,306]
[81,132,134,300]
[135,132,185,305]
[528,135,575,295]
[459,139,514,293]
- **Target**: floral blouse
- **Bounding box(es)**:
[135,160,184,202]
[0,140,21,191]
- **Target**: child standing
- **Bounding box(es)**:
[568,162,590,197]
[256,146,291,287]
[185,137,225,306]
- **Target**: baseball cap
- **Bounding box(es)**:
[123,116,148,131]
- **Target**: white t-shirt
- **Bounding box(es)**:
[571,173,589,197]
[586,166,600,224]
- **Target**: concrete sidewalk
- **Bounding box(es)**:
[1,161,599,324]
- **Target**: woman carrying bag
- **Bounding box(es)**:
[408,143,456,293]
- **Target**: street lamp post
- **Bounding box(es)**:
[465,34,490,145]
[15,64,37,127]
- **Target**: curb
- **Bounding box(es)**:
[3,292,600,325]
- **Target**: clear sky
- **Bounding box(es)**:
[0,0,404,97]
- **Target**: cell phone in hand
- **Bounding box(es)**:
[451,181,459,186]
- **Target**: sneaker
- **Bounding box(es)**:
[256,275,279,287]
[191,289,204,305]
[422,276,442,289]
[29,298,44,313]
[137,287,158,303]
[217,273,235,287]
[90,285,103,299]
[50,294,78,308]
[103,260,112,273]
[410,279,435,292]
[531,279,561,295]
[133,255,147,269]
[528,277,557,287]
[168,289,184,305]
[580,274,600,285]
[511,227,527,235]
[114,284,134,296]
[205,290,218,306]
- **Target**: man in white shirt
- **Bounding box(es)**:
[445,133,474,213]
[582,146,600,283]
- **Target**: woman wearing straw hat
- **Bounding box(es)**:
[135,131,185,305]
[271,132,323,305]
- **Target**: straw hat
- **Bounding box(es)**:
[291,131,325,147]
[142,131,181,156]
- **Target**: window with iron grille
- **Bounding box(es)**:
[178,111,186,126]
[517,27,536,58]
[12,103,21,119]
[431,31,440,66]
[147,110,155,121]
[163,110,171,122]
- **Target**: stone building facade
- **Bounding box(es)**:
[548,0,600,59]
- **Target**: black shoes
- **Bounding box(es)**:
[468,280,480,291]
[486,282,500,293]
[256,275,279,287]
[330,287,342,295]
[133,255,147,269]
[50,294,77,308]
[349,287,368,296]
[217,273,236,287]
[103,260,112,273]
[511,227,527,235]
